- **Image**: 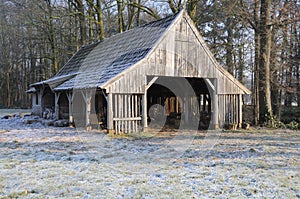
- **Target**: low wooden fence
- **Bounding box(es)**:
[112,94,142,134]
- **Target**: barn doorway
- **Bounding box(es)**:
[94,91,107,129]
[147,76,211,130]
[42,86,55,112]
[58,93,69,119]
[70,90,107,129]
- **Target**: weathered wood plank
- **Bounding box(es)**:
[107,93,114,133]
[113,117,142,121]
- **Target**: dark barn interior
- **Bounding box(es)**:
[147,76,212,130]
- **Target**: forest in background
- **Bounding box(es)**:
[0,0,299,125]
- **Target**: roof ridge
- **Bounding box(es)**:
[139,12,179,28]
[79,12,179,49]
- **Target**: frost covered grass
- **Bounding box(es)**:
[0,109,31,118]
[0,117,300,198]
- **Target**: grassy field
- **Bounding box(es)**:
[0,118,299,198]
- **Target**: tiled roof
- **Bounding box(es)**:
[51,13,179,91]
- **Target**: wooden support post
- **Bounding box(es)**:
[203,95,206,112]
[204,79,219,129]
[55,92,60,120]
[239,94,243,128]
[184,96,189,124]
[66,92,73,126]
[32,94,36,106]
[107,93,114,134]
[142,91,148,129]
[176,97,179,113]
[82,90,92,130]
[142,76,158,130]
[38,87,44,106]
[212,79,219,129]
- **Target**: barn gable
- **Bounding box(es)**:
[103,11,250,95]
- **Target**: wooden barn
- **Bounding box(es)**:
[27,10,250,133]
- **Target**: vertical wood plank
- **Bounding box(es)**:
[107,93,114,134]
[142,92,147,129]
[184,97,189,123]
[135,95,138,132]
[128,95,131,133]
[124,95,128,133]
[132,95,135,133]
[239,94,243,128]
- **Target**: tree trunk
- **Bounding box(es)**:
[270,28,278,116]
[96,0,105,41]
[259,0,273,124]
[187,0,197,23]
[168,0,179,13]
[226,17,234,75]
[88,1,93,41]
[46,0,59,74]
[76,0,87,45]
[117,0,124,33]
[136,0,141,26]
[253,0,260,125]
[237,43,244,84]
[127,0,136,30]
[297,63,300,108]
[6,71,11,108]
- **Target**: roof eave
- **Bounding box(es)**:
[30,73,77,88]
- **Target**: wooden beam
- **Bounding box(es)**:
[142,77,158,130]
[142,92,148,129]
[204,79,215,92]
[211,79,219,129]
[135,95,138,132]
[81,90,92,129]
[66,92,73,126]
[54,92,60,120]
[32,93,36,106]
[145,76,158,90]
[184,96,189,124]
[239,94,243,128]
[107,93,114,134]
[203,94,206,112]
[39,86,45,106]
[113,117,142,121]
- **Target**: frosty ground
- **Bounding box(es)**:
[0,117,299,198]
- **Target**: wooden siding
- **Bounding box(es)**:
[218,94,242,127]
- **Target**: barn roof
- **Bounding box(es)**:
[30,10,250,94]
[35,13,178,91]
